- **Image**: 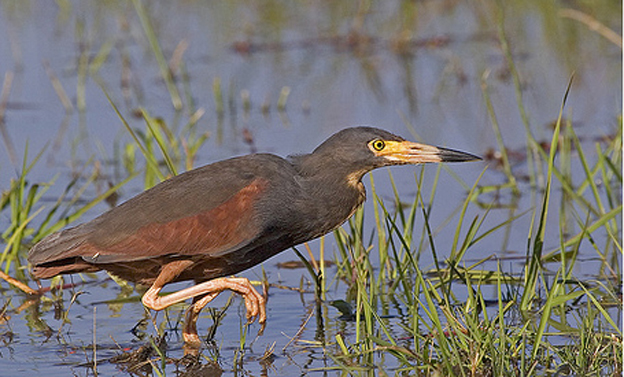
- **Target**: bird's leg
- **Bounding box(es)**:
[183,293,219,346]
[141,277,267,338]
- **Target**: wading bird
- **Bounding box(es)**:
[28,127,480,345]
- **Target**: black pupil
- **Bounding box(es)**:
[375,141,384,150]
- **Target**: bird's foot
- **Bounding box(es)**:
[239,278,267,329]
[178,277,266,346]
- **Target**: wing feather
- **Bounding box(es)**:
[28,155,277,273]
[83,178,267,263]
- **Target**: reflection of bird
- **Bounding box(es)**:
[28,127,480,345]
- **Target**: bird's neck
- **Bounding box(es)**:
[294,153,369,225]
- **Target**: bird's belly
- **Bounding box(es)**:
[169,188,364,283]
[174,237,293,282]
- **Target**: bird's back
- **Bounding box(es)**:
[28,153,300,282]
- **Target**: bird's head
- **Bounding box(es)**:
[308,127,481,175]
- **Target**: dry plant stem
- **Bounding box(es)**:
[281,307,314,352]
[169,39,189,75]
[0,269,38,295]
[304,242,319,272]
[560,8,623,48]
[93,306,97,374]
[43,60,74,113]
[0,71,12,121]
[0,71,17,167]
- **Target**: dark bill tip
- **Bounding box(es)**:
[437,146,482,163]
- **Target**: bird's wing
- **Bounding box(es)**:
[85,177,267,264]
[29,156,275,266]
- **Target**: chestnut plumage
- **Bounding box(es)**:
[28,126,480,345]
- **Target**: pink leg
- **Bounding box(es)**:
[141,277,266,344]
[183,293,218,346]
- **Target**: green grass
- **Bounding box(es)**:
[299,81,621,375]
[1,90,621,375]
[313,153,620,375]
[3,89,617,375]
[0,2,620,376]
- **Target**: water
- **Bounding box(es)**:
[0,1,621,376]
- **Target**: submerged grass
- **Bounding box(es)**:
[0,3,620,376]
[312,77,622,375]
[0,62,620,377]
[0,100,620,375]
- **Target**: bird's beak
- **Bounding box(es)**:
[378,140,482,164]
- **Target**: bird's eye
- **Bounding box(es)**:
[371,139,386,151]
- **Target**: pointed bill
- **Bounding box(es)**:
[376,140,482,164]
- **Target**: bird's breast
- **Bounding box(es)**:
[298,179,366,240]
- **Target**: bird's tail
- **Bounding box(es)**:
[28,226,92,279]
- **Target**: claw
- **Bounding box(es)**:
[241,281,266,326]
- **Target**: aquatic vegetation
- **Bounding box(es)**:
[0,1,620,376]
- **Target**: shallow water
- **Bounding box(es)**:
[0,1,621,376]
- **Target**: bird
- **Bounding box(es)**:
[28,126,480,345]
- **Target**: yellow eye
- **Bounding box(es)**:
[371,139,386,151]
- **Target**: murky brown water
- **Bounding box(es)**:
[0,1,620,376]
